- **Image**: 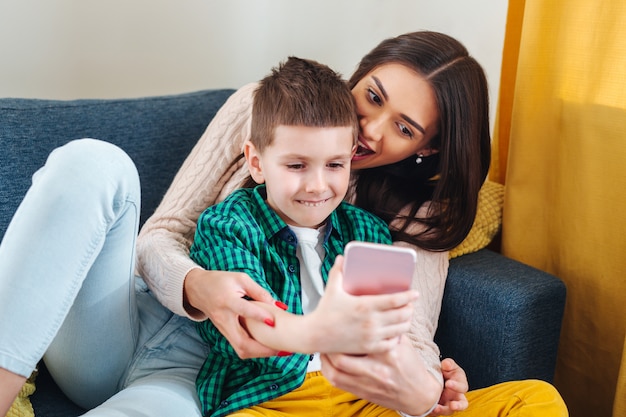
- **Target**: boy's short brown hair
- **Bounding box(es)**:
[251,56,358,152]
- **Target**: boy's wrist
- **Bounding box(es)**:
[299,312,321,353]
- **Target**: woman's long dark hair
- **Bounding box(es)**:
[349,31,491,251]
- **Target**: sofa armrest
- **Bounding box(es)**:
[434,249,566,390]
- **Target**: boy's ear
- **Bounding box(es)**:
[243,141,265,184]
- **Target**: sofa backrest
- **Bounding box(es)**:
[0,89,236,241]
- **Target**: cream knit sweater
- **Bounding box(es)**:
[135,82,447,380]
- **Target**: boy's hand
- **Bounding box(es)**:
[307,256,418,354]
[183,268,277,359]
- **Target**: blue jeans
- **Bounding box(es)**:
[0,139,207,416]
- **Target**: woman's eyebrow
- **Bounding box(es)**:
[372,75,389,100]
[372,75,426,135]
[402,115,426,135]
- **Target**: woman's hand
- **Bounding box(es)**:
[430,358,469,415]
[320,335,442,416]
[306,256,418,354]
[183,268,277,359]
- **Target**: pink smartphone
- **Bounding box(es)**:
[342,241,416,295]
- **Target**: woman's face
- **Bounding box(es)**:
[350,63,440,170]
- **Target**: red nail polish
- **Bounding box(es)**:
[277,351,292,357]
[275,301,288,310]
[264,318,275,327]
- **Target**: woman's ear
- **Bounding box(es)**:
[418,147,439,157]
[243,141,265,184]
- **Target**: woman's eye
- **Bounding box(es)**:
[398,123,413,138]
[367,88,382,105]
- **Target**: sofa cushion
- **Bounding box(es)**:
[449,180,504,259]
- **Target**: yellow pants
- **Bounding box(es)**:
[459,379,568,417]
[230,372,568,416]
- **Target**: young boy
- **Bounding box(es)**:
[189,57,416,417]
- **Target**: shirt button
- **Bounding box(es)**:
[288,265,296,273]
[220,400,230,407]
[270,384,279,390]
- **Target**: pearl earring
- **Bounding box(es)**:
[415,154,424,165]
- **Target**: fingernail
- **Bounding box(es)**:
[275,301,288,310]
[264,318,275,327]
[277,351,292,357]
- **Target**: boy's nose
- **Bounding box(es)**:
[305,170,328,193]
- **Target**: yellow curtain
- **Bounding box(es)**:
[494,1,626,416]
[615,335,626,416]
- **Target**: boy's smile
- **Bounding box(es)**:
[244,124,355,228]
[297,198,331,207]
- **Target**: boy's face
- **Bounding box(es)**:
[244,125,355,229]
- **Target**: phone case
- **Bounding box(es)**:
[342,241,416,295]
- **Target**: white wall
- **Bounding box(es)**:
[0,0,507,127]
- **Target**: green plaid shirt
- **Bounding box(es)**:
[190,185,392,417]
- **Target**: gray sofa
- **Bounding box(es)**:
[0,90,566,416]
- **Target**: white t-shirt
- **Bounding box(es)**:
[290,224,326,372]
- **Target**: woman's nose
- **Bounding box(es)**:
[359,114,384,142]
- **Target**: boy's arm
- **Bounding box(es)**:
[192,204,416,356]
[243,256,418,355]
[242,301,317,354]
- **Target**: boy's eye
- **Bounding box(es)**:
[368,88,382,105]
[286,164,304,170]
[328,162,345,169]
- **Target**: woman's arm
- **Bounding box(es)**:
[390,211,472,415]
[319,247,447,415]
[395,239,448,381]
[316,203,450,414]
[136,83,266,320]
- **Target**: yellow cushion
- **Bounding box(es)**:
[449,180,505,259]
[7,371,36,417]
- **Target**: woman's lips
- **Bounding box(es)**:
[352,140,375,161]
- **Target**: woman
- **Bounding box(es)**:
[0,31,566,417]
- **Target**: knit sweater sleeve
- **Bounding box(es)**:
[392,205,448,386]
[136,82,258,319]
